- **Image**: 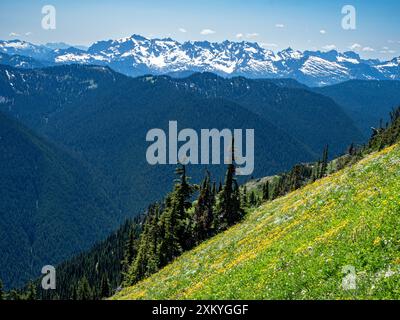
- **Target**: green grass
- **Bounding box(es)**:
[113,144,400,300]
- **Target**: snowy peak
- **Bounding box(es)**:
[0,36,399,86]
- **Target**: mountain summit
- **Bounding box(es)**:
[0,36,399,86]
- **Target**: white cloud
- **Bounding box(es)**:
[236,33,259,39]
[388,50,396,54]
[322,44,336,51]
[275,24,285,28]
[382,46,389,50]
[246,33,259,39]
[261,43,278,48]
[9,32,20,37]
[320,29,326,34]
[25,32,32,36]
[362,46,375,52]
[178,28,187,33]
[200,29,216,35]
[349,43,362,50]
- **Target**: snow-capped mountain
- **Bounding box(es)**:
[0,36,399,86]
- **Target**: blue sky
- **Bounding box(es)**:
[0,0,399,60]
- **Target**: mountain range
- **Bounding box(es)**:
[1,54,400,289]
[0,64,370,288]
[0,36,399,86]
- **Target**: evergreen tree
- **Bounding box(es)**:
[100,275,111,298]
[320,145,329,178]
[127,205,160,284]
[25,281,37,300]
[262,181,270,201]
[0,279,4,300]
[193,171,215,244]
[249,190,257,206]
[215,138,244,230]
[158,165,194,264]
[241,185,248,207]
[121,226,137,282]
[76,277,93,300]
[8,290,22,300]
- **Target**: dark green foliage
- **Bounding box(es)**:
[215,145,244,230]
[262,182,270,201]
[368,107,400,151]
[0,111,119,290]
[193,172,215,244]
[76,277,93,301]
[248,191,258,207]
[127,206,162,284]
[25,281,37,300]
[0,279,4,300]
[314,80,400,136]
[100,275,111,298]
[8,290,23,300]
[320,145,329,178]
[37,217,142,300]
[125,162,243,287]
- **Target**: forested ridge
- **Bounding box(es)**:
[3,105,399,300]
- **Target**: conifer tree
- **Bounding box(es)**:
[9,290,22,300]
[215,138,244,230]
[25,281,37,300]
[241,185,248,207]
[249,190,257,206]
[121,226,137,282]
[193,171,215,244]
[262,181,270,201]
[320,145,329,178]
[0,279,4,300]
[100,275,111,298]
[76,277,93,300]
[127,205,160,284]
[158,165,194,265]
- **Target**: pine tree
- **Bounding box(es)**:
[249,190,257,206]
[121,226,137,282]
[9,290,22,300]
[0,279,4,300]
[76,277,93,300]
[25,281,37,300]
[348,143,356,156]
[241,185,248,207]
[262,181,270,201]
[158,165,194,264]
[193,171,215,244]
[127,205,161,284]
[100,275,111,298]
[320,145,329,178]
[215,138,244,230]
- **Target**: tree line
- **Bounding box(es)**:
[2,106,400,300]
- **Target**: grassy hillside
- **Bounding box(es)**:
[114,143,400,300]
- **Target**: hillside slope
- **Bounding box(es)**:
[314,80,400,136]
[114,144,400,300]
[0,112,118,289]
